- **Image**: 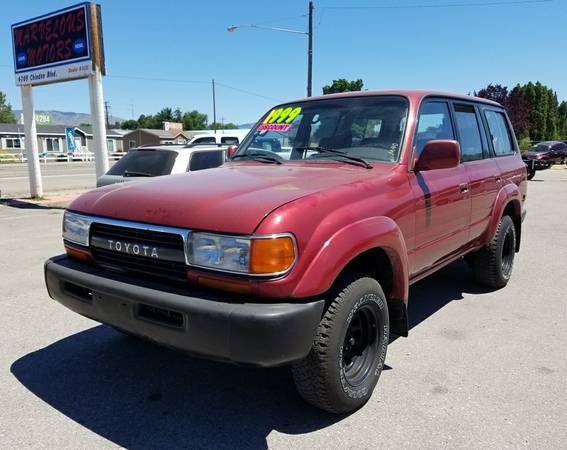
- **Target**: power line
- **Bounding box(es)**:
[324,0,552,9]
[107,74,278,101]
[107,74,209,85]
[215,82,281,101]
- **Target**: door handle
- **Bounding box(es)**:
[459,183,469,194]
[496,176,502,184]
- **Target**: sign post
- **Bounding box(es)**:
[21,85,42,197]
[11,2,107,196]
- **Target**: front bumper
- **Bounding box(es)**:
[523,158,552,171]
[44,255,325,367]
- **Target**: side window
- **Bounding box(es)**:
[453,104,483,162]
[415,102,454,156]
[484,110,515,156]
[129,140,136,149]
[221,136,239,145]
[194,136,217,144]
[189,150,225,171]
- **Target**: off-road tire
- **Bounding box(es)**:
[527,168,536,180]
[472,215,516,289]
[292,272,389,414]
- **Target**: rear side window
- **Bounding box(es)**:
[415,102,454,156]
[107,150,177,176]
[221,136,239,144]
[189,150,224,171]
[453,104,483,162]
[484,111,515,156]
[193,136,217,144]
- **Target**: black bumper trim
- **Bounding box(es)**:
[45,255,325,367]
[523,158,552,170]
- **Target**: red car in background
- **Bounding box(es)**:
[523,141,567,179]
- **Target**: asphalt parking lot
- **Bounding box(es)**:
[0,168,566,449]
[0,162,101,197]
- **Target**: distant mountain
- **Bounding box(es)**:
[238,122,256,129]
[13,109,125,127]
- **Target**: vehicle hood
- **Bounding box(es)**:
[70,163,387,234]
[524,151,547,159]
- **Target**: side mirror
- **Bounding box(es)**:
[415,140,460,171]
[226,144,238,160]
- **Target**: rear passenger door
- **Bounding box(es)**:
[451,102,501,243]
[483,108,525,197]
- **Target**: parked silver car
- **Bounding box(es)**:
[97,144,227,187]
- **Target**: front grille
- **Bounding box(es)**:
[90,222,187,280]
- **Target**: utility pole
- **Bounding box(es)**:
[212,79,217,134]
[104,100,111,128]
[307,1,313,97]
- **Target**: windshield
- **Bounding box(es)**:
[237,96,408,164]
[530,144,551,153]
[107,149,177,177]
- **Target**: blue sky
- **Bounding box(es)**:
[1,0,566,125]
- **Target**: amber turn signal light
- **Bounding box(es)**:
[64,244,92,263]
[250,236,296,275]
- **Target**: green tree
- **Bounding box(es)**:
[0,91,16,124]
[120,119,139,130]
[519,81,559,141]
[182,110,208,130]
[558,101,567,140]
[322,79,364,95]
[208,122,239,130]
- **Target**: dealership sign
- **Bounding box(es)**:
[12,2,105,86]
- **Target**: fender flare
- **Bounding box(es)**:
[484,183,522,248]
[291,216,409,303]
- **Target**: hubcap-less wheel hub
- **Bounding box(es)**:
[342,304,379,386]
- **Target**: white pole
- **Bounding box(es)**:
[20,85,43,198]
[88,66,109,178]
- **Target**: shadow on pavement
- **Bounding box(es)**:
[11,326,342,449]
[406,261,490,329]
[11,261,488,449]
[0,198,64,210]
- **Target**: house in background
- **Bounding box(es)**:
[122,128,195,150]
[0,124,125,154]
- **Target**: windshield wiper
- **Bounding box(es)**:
[123,170,153,177]
[232,151,282,165]
[296,146,373,169]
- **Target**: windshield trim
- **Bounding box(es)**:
[235,94,410,166]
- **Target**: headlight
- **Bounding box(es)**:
[190,232,296,275]
[62,211,92,246]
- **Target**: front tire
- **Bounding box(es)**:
[527,167,536,180]
[472,215,516,289]
[292,272,389,414]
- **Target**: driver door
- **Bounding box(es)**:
[409,100,471,276]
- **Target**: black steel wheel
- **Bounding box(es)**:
[472,215,516,289]
[292,272,389,414]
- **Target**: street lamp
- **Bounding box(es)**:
[227,1,314,97]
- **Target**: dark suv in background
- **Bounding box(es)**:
[523,140,567,179]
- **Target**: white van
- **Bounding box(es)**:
[189,129,250,146]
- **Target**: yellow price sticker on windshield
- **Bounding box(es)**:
[263,106,302,125]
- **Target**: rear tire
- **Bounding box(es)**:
[292,272,389,414]
[472,215,516,289]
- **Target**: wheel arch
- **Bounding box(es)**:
[291,216,410,337]
[486,184,523,252]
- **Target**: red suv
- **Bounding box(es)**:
[45,90,527,413]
